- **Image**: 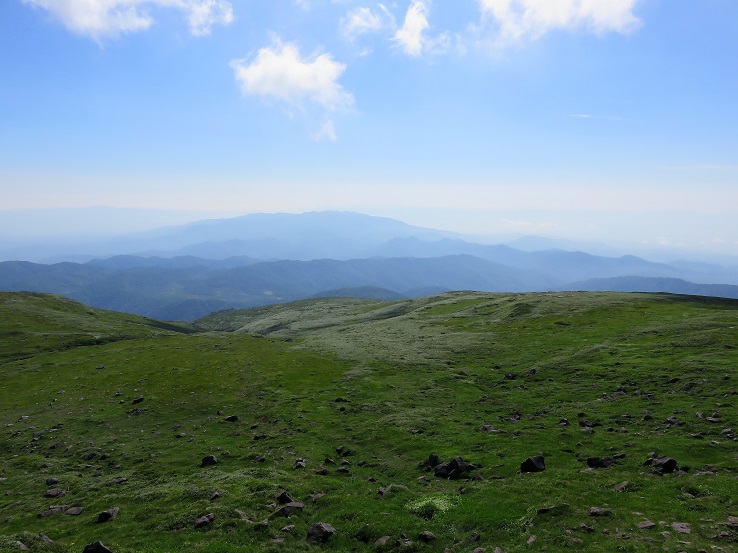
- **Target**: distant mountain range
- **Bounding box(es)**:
[1,210,737,320]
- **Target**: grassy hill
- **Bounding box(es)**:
[1,291,737,552]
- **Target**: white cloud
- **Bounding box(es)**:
[393,0,450,57]
[230,38,354,112]
[340,4,395,43]
[478,0,641,42]
[22,0,234,39]
[184,0,234,36]
[394,0,430,56]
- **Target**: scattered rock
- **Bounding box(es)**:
[587,456,615,469]
[434,456,477,480]
[82,542,114,553]
[45,478,59,486]
[537,504,570,516]
[378,484,408,496]
[672,522,691,534]
[374,535,392,547]
[307,522,336,543]
[131,397,144,405]
[276,491,294,504]
[637,521,656,529]
[588,507,612,517]
[644,456,678,474]
[209,492,221,502]
[428,453,441,468]
[224,415,238,422]
[480,424,500,432]
[274,502,305,517]
[65,507,83,516]
[294,457,307,469]
[201,455,218,467]
[521,455,545,473]
[15,541,29,551]
[195,513,215,529]
[418,531,435,543]
[97,507,120,523]
[281,524,295,532]
[44,488,65,498]
[614,481,629,492]
[38,507,65,518]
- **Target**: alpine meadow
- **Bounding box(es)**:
[1,290,737,552]
[2,1,738,552]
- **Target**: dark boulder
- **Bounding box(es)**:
[276,491,294,504]
[433,462,450,478]
[587,456,615,469]
[306,522,336,543]
[644,456,678,474]
[97,507,120,523]
[521,455,546,473]
[201,455,218,467]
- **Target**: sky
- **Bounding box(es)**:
[1,0,737,254]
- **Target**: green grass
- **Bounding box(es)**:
[1,291,737,552]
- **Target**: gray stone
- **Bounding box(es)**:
[195,513,215,529]
[307,522,336,543]
[97,507,120,523]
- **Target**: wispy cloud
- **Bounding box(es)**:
[567,113,629,121]
[340,4,395,43]
[21,0,234,40]
[477,0,642,44]
[394,0,450,57]
[394,0,430,56]
[313,120,338,142]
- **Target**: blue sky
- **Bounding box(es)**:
[1,0,737,254]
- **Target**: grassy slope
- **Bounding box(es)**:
[0,292,191,363]
[1,291,737,552]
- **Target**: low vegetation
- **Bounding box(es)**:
[1,290,737,552]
